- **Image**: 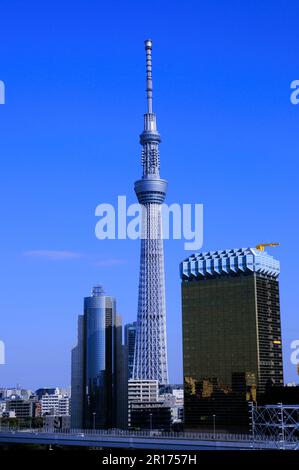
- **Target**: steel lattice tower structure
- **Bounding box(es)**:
[132,40,169,385]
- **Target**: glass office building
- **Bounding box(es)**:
[180,248,284,432]
[71,285,122,429]
[84,285,115,428]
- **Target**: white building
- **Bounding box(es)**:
[172,388,184,405]
[0,388,32,400]
[0,400,7,415]
[128,380,159,427]
[41,393,70,416]
[159,387,184,424]
[58,396,70,416]
[128,379,159,404]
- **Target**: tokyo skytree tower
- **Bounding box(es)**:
[133,40,168,385]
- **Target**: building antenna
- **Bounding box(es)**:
[145,39,153,114]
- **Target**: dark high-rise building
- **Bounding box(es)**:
[124,322,137,380]
[260,385,299,405]
[130,402,172,431]
[71,285,123,429]
[6,398,37,419]
[115,315,128,429]
[71,315,84,428]
[180,248,284,432]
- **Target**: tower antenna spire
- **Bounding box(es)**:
[144,39,153,113]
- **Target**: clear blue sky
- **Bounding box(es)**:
[0,0,298,389]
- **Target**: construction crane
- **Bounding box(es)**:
[255,242,280,252]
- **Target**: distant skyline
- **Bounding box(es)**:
[0,0,299,389]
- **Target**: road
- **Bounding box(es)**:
[0,429,281,450]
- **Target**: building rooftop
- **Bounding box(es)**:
[180,247,280,280]
[92,285,105,297]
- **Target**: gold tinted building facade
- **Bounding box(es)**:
[181,248,283,432]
